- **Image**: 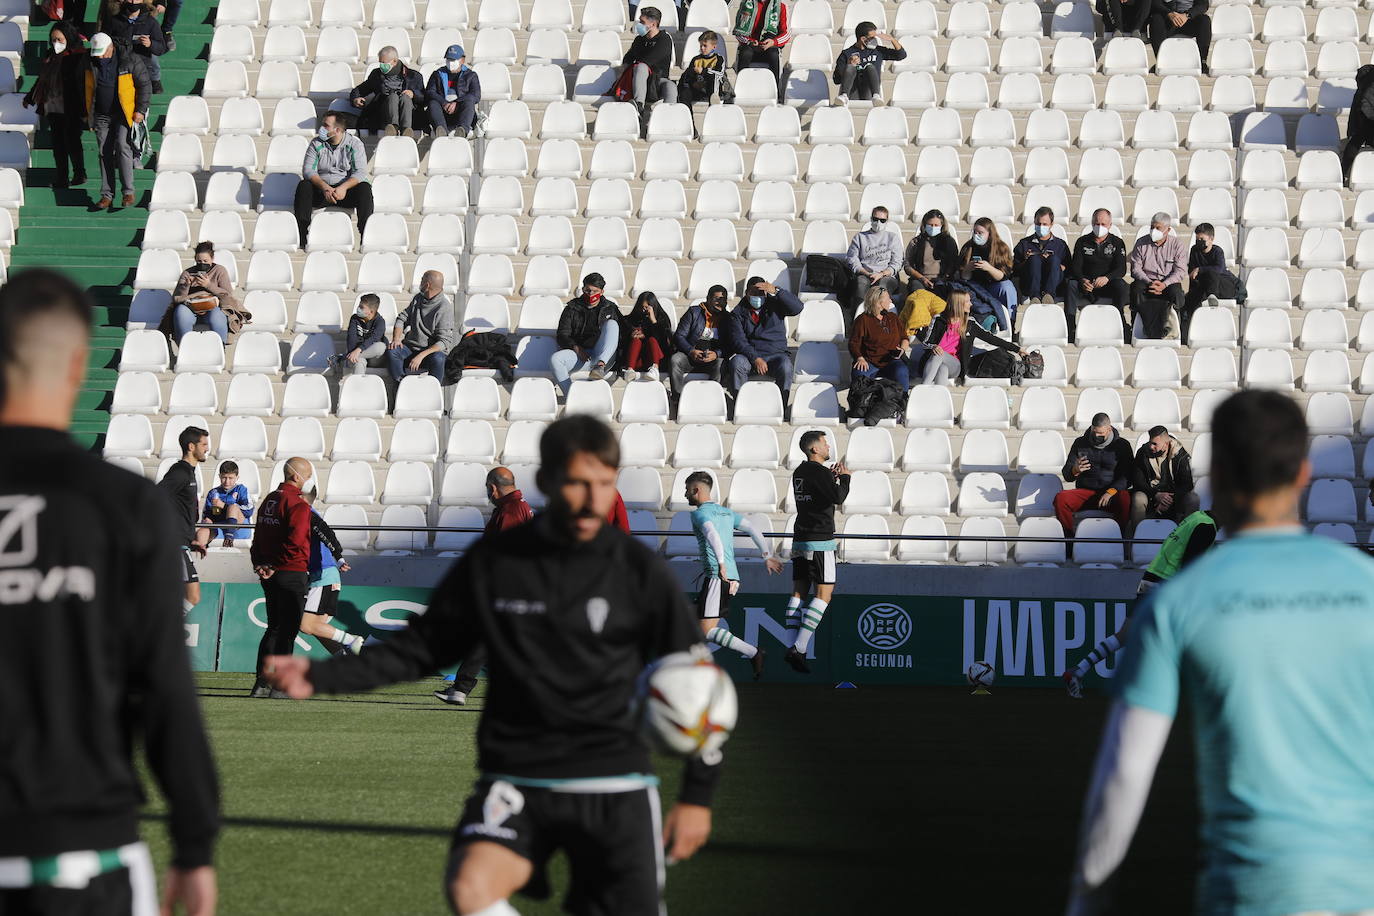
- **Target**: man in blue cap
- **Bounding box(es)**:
[425,44,481,138]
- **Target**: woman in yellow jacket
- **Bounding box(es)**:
[899,286,945,377]
[84,32,150,209]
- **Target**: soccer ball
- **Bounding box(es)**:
[639,651,738,760]
[966,660,996,688]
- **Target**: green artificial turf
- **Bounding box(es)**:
[136,674,1199,915]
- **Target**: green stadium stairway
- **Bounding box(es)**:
[10,0,215,450]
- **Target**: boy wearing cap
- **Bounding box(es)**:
[84,31,150,209]
[425,44,481,138]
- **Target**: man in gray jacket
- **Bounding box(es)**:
[844,206,902,330]
[388,270,454,382]
[293,112,374,248]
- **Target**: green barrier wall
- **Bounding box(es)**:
[193,584,1133,688]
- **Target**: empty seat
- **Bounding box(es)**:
[957,472,1008,517]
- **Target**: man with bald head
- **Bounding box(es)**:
[389,269,454,383]
[435,466,534,705]
[0,268,219,913]
[249,456,316,698]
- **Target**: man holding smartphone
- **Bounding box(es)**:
[1054,412,1134,546]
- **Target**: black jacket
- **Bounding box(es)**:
[622,31,674,81]
[0,428,218,867]
[792,460,850,543]
[1070,232,1127,282]
[23,33,87,119]
[620,298,673,360]
[1131,437,1195,500]
[1352,65,1374,135]
[556,295,619,351]
[307,515,721,805]
[156,458,199,546]
[1062,428,1135,492]
[352,61,425,100]
[101,8,166,60]
[903,233,960,282]
[1151,0,1208,15]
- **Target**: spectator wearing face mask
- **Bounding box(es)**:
[295,112,372,248]
[727,276,804,399]
[903,208,960,297]
[1342,65,1374,184]
[425,44,480,138]
[621,291,673,381]
[1129,212,1189,340]
[332,293,387,376]
[23,22,87,190]
[671,284,729,397]
[169,241,240,345]
[101,0,166,93]
[832,21,905,105]
[389,270,454,382]
[1130,425,1198,527]
[1055,412,1134,540]
[957,217,1018,331]
[616,6,676,133]
[844,206,902,331]
[1066,207,1129,342]
[350,45,424,137]
[1013,207,1071,308]
[552,273,620,394]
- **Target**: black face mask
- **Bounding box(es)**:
[1092,433,1108,445]
[190,262,212,273]
[123,3,140,12]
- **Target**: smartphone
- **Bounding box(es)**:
[971,255,983,263]
[1076,449,1089,463]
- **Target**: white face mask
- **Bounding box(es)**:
[1093,224,1109,238]
[972,232,988,246]
[447,60,462,72]
[52,39,66,54]
[1150,228,1166,243]
[864,38,879,49]
[1035,224,1051,238]
[317,125,331,142]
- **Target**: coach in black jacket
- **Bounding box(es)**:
[0,269,218,913]
[1131,425,1198,526]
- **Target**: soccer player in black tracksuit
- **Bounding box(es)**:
[784,430,851,675]
[156,423,209,615]
[0,269,219,916]
[268,416,717,916]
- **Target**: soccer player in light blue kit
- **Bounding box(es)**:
[684,471,784,680]
[1068,389,1374,916]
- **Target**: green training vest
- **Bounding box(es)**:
[1145,510,1216,581]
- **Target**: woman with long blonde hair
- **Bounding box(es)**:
[849,283,910,389]
[918,290,1026,385]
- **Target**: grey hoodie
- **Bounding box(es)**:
[395,291,455,352]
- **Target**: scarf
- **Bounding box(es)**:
[1091,429,1116,450]
[734,0,780,41]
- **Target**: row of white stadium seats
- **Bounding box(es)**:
[104,418,1374,493]
[204,23,1374,88]
[206,0,1374,43]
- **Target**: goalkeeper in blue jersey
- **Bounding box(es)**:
[684,471,784,680]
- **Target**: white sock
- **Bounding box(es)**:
[1073,634,1122,677]
[784,596,803,637]
[707,626,758,659]
[793,598,829,653]
[466,901,521,916]
[182,599,195,615]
